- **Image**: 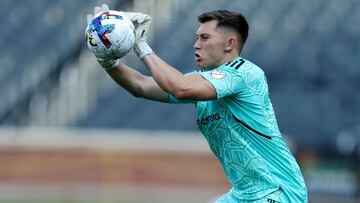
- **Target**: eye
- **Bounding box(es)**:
[200,34,210,40]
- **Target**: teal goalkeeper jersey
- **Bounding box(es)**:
[169,57,307,202]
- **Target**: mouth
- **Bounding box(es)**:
[194,53,201,61]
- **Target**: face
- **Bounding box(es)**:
[194,20,229,69]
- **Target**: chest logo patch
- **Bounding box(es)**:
[211,70,226,79]
[197,113,221,126]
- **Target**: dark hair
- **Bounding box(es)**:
[198,10,249,47]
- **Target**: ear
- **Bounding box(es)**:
[225,37,237,52]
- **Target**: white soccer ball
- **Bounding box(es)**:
[85,10,135,60]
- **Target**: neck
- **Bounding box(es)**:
[201,52,240,71]
[220,51,239,65]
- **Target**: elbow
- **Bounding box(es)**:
[129,84,145,98]
[171,88,190,100]
[131,91,143,98]
[168,82,193,100]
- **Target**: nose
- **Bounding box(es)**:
[194,39,201,49]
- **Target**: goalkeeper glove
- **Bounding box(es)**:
[87,4,119,70]
[123,12,154,60]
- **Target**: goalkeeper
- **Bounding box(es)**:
[87,5,308,203]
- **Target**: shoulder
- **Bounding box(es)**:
[218,57,264,77]
[195,57,265,81]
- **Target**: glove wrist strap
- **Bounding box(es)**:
[134,41,154,60]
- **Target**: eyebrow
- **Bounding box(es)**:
[195,33,211,38]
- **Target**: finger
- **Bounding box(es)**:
[123,12,137,20]
[86,14,93,24]
[134,13,144,24]
[101,4,109,12]
[94,6,101,15]
[137,14,151,24]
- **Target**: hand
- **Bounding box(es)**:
[123,12,154,60]
[97,58,120,71]
[123,12,152,42]
[86,4,109,25]
[87,4,119,70]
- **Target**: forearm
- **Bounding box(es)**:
[106,62,168,102]
[143,53,189,96]
[106,62,145,97]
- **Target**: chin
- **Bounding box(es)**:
[196,62,204,68]
[196,61,215,69]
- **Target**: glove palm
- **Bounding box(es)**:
[123,12,154,59]
[123,12,151,42]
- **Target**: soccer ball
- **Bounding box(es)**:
[85,10,135,60]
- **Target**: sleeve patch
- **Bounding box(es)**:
[211,70,226,79]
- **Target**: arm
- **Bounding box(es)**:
[121,11,216,101]
[142,53,217,101]
[87,6,214,101]
[106,62,169,103]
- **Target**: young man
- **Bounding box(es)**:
[87,5,308,203]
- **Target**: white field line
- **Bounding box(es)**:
[0,182,225,202]
[0,127,211,153]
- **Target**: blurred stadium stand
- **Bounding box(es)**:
[0,0,359,201]
[0,0,359,155]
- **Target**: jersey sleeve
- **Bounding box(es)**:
[168,94,194,104]
[198,61,247,98]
